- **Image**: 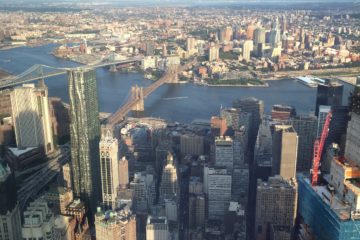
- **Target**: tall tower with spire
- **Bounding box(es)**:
[159,152,179,201]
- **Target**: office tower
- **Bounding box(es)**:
[246,25,255,40]
[345,112,360,166]
[215,136,234,169]
[290,115,317,172]
[186,37,196,53]
[242,40,253,62]
[11,83,54,153]
[224,202,246,239]
[0,163,22,240]
[146,216,169,240]
[95,207,136,240]
[272,125,298,180]
[232,167,249,205]
[233,97,264,148]
[210,116,227,136]
[188,193,206,229]
[220,108,251,131]
[233,128,248,168]
[254,122,272,181]
[180,134,204,157]
[146,42,155,56]
[254,27,266,45]
[269,29,281,47]
[208,45,219,62]
[62,163,72,189]
[349,86,360,114]
[255,176,298,240]
[68,68,101,212]
[130,172,156,211]
[220,26,233,42]
[271,105,296,122]
[315,82,343,116]
[204,166,232,219]
[100,131,119,209]
[119,156,129,189]
[162,43,167,57]
[22,197,55,240]
[160,152,178,200]
[317,105,331,138]
[0,89,12,117]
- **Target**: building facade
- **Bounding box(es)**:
[68,68,101,212]
[146,216,169,240]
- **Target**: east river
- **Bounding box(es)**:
[0,44,354,123]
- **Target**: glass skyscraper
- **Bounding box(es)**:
[68,68,101,212]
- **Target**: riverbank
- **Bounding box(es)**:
[0,68,11,78]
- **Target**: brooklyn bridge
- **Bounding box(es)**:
[0,57,195,127]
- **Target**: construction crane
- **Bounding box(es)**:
[311,111,332,186]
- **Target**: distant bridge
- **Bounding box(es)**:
[0,55,195,127]
[0,57,142,89]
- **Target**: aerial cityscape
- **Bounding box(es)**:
[0,0,360,240]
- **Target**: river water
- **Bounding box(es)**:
[0,44,354,123]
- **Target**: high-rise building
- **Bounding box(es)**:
[68,68,101,212]
[95,207,136,240]
[233,97,264,148]
[0,163,22,240]
[255,122,273,181]
[315,82,343,116]
[255,176,298,240]
[220,108,251,131]
[242,40,253,62]
[186,37,197,53]
[210,116,227,137]
[290,115,317,172]
[220,26,233,42]
[11,83,54,153]
[271,105,296,122]
[62,163,72,189]
[146,216,169,240]
[100,130,119,209]
[160,152,179,200]
[204,166,232,220]
[22,197,55,240]
[215,136,234,169]
[345,112,360,166]
[272,125,298,180]
[317,105,332,138]
[269,19,281,47]
[188,193,206,229]
[146,42,155,56]
[209,44,219,62]
[119,156,129,189]
[254,27,266,45]
[180,134,204,157]
[246,25,255,40]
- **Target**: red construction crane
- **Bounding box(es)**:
[311,111,332,186]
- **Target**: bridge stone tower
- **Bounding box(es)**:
[166,65,179,84]
[131,85,144,112]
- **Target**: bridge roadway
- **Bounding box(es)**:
[107,59,196,126]
[18,144,71,210]
[0,57,142,89]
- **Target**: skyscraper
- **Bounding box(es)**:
[315,82,343,116]
[215,136,234,169]
[209,44,219,62]
[160,152,179,200]
[290,115,317,172]
[254,27,266,46]
[255,176,298,240]
[242,40,253,62]
[272,125,298,180]
[345,112,360,166]
[146,216,169,240]
[11,83,54,153]
[99,130,119,209]
[254,122,273,181]
[68,68,101,212]
[204,166,232,220]
[119,156,129,189]
[0,163,22,240]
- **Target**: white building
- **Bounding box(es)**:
[11,83,54,153]
[146,216,169,240]
[215,136,234,169]
[209,45,219,62]
[99,130,119,209]
[22,197,55,240]
[242,40,253,62]
[142,56,157,70]
[204,166,232,219]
